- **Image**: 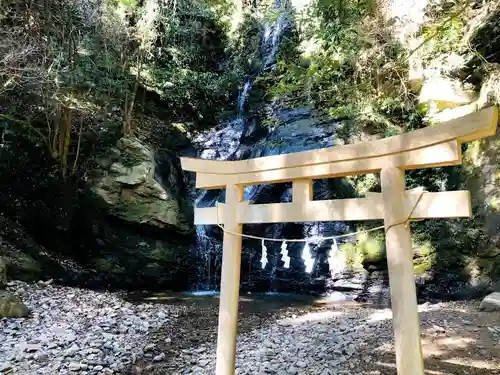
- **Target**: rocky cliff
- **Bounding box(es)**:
[0,0,500,300]
[0,128,195,290]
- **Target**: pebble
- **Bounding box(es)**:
[169,307,368,374]
[167,300,496,375]
[153,353,165,362]
[0,363,12,372]
[68,362,82,370]
[296,360,307,368]
[0,281,182,375]
[34,351,49,362]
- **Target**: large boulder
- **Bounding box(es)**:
[92,137,191,233]
[0,290,29,318]
[76,136,195,289]
[479,292,500,311]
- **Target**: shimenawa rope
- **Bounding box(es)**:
[214,190,425,243]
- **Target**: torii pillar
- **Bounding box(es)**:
[382,167,424,373]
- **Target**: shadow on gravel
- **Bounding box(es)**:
[357,303,500,375]
[123,294,499,375]
[123,292,326,374]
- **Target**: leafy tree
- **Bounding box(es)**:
[0,0,242,177]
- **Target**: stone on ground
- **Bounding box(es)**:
[479,292,500,311]
[0,290,29,318]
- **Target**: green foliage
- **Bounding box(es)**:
[112,0,139,7]
[339,242,363,270]
[420,17,466,58]
[0,0,244,144]
[262,0,422,137]
[339,231,385,270]
[416,0,470,61]
[228,13,262,75]
[361,233,385,263]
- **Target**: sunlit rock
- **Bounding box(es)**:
[419,76,477,109]
[377,0,429,41]
[479,292,500,311]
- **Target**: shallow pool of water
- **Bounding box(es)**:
[183,290,220,297]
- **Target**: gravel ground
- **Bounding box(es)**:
[0,281,186,374]
[1,282,499,375]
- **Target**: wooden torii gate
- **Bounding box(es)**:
[181,106,498,375]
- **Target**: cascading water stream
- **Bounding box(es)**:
[262,14,287,71]
[238,80,253,113]
[190,5,350,294]
[191,6,292,291]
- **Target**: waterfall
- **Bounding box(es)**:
[238,80,253,113]
[262,14,288,71]
[187,4,350,294]
[191,6,291,292]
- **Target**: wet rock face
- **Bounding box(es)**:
[192,105,349,294]
[189,100,500,299]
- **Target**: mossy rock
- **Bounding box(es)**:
[339,243,364,270]
[92,258,126,276]
[361,237,385,263]
[92,137,192,233]
[416,242,435,257]
[0,291,29,318]
[3,253,42,282]
[143,263,163,279]
[414,259,432,276]
[110,195,190,233]
[413,253,437,276]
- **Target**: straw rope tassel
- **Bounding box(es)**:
[260,239,268,269]
[280,241,290,268]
